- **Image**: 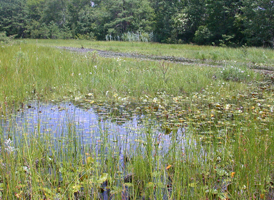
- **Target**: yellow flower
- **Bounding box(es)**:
[231,172,235,178]
[166,165,172,170]
[86,157,94,165]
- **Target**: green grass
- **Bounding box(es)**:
[0,41,273,199]
[0,43,260,111]
[25,39,274,70]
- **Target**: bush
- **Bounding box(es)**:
[76,32,95,40]
[0,32,12,43]
[193,26,213,45]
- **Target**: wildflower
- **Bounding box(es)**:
[113,93,118,98]
[79,73,81,76]
[4,138,16,153]
[173,97,178,102]
[231,172,235,178]
[86,157,94,164]
[94,65,97,69]
[225,104,231,110]
[166,165,172,170]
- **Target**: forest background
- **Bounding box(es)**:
[0,0,273,47]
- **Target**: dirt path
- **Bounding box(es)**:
[58,46,274,75]
[58,46,225,68]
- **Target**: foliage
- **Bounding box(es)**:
[241,0,274,47]
[0,0,273,45]
[0,0,28,38]
[0,31,12,43]
[193,26,213,45]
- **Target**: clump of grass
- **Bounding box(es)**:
[218,65,259,82]
[105,31,154,42]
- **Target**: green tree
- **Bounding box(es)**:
[100,0,155,37]
[0,0,28,37]
[67,0,92,37]
[242,0,274,47]
[42,0,68,26]
[151,0,183,43]
[203,0,243,46]
[172,0,206,43]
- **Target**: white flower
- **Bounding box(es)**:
[94,65,97,69]
[4,139,16,153]
[4,138,12,146]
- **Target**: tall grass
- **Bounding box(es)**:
[106,32,154,42]
[0,43,258,112]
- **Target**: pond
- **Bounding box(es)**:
[0,101,191,159]
[0,101,207,199]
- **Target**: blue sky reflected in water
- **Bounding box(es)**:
[1,101,191,156]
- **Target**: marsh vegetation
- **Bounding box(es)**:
[0,40,273,199]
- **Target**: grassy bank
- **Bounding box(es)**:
[0,41,273,199]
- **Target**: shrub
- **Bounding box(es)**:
[76,32,95,40]
[193,26,213,45]
[0,31,12,43]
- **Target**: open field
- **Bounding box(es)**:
[0,41,273,199]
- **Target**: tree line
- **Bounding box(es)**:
[0,0,273,47]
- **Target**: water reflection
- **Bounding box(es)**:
[0,101,189,155]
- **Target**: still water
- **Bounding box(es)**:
[0,101,189,155]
